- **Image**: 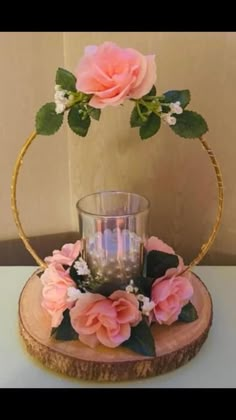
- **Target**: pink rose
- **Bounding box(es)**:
[44,240,81,266]
[41,264,75,328]
[151,267,193,326]
[70,290,141,348]
[76,42,156,108]
[146,236,175,254]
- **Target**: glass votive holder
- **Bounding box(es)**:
[76,191,150,284]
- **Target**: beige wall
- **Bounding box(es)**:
[2,32,236,265]
[0,32,73,240]
[64,32,236,265]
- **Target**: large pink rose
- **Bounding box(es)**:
[44,240,81,266]
[151,267,193,326]
[146,236,175,254]
[70,290,141,348]
[41,264,75,327]
[76,42,156,108]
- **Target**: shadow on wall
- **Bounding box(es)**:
[0,232,79,266]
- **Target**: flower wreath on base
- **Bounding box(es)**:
[33,41,208,357]
[40,237,197,357]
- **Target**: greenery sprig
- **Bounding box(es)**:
[36,68,208,141]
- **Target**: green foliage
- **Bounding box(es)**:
[68,104,91,137]
[163,90,190,109]
[140,113,161,140]
[87,105,101,121]
[36,103,63,135]
[146,250,179,279]
[56,68,77,92]
[178,302,198,322]
[144,85,157,97]
[51,309,78,340]
[171,110,208,139]
[122,319,156,357]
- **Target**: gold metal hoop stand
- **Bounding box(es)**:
[11,131,224,272]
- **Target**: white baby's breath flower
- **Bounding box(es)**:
[55,103,66,114]
[125,285,134,293]
[54,87,69,114]
[125,279,138,294]
[162,113,177,126]
[74,258,91,276]
[67,287,82,302]
[170,101,183,115]
[137,294,145,302]
[55,90,67,101]
[141,297,155,316]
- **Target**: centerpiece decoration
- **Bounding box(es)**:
[12,42,223,381]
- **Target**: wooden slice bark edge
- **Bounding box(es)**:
[19,270,213,382]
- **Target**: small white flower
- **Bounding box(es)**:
[55,90,67,101]
[67,287,82,302]
[137,294,145,302]
[74,258,91,276]
[126,285,134,293]
[162,113,177,126]
[125,279,138,294]
[55,102,66,114]
[54,87,69,114]
[170,101,183,115]
[141,297,155,316]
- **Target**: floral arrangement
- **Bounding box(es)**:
[35,41,208,140]
[36,41,203,357]
[40,237,198,357]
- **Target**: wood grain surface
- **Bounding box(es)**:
[19,270,213,382]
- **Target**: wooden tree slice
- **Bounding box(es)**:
[19,270,213,382]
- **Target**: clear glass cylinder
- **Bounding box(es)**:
[76,191,150,284]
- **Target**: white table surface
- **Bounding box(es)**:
[0,265,235,388]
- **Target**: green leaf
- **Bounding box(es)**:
[56,67,77,92]
[36,102,63,135]
[133,276,155,299]
[87,105,101,121]
[178,302,198,323]
[122,319,156,357]
[171,110,208,139]
[51,309,78,340]
[69,254,83,286]
[68,105,91,137]
[69,264,80,286]
[139,113,161,140]
[144,85,157,97]
[163,90,191,109]
[130,104,147,127]
[147,250,179,279]
[161,105,170,114]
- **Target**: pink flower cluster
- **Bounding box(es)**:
[41,236,194,349]
[76,42,156,109]
[146,237,193,325]
[41,241,81,327]
[70,290,141,348]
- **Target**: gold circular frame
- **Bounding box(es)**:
[11,131,224,272]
